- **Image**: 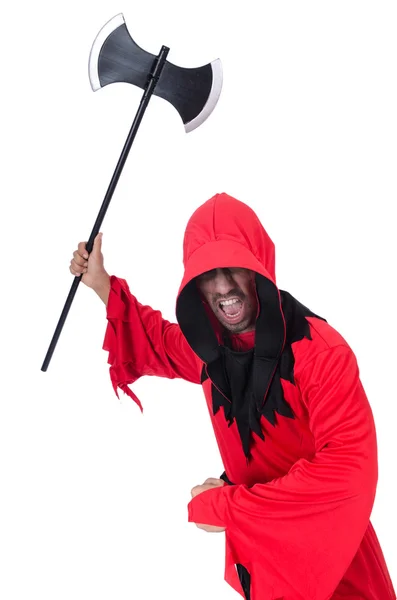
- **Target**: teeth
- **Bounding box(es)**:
[220,298,240,306]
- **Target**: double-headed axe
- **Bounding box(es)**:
[41,13,223,372]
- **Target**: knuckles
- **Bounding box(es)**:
[191,485,201,497]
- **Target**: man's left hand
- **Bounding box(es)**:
[190,478,226,533]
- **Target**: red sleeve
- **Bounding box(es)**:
[187,346,378,600]
[103,276,201,410]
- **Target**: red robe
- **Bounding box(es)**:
[103,193,395,600]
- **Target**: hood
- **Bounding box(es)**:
[176,192,286,362]
[179,192,277,290]
[176,193,295,459]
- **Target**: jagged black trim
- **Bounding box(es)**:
[177,275,326,459]
[209,292,325,458]
[278,291,326,384]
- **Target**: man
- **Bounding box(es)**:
[70,193,395,600]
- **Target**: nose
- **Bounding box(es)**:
[213,268,236,294]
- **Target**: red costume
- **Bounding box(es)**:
[103,193,395,599]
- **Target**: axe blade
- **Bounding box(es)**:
[88,13,223,132]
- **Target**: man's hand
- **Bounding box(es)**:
[69,233,110,305]
[190,478,226,532]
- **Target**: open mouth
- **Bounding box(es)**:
[218,297,244,321]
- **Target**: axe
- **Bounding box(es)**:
[41,13,223,372]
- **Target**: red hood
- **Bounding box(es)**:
[178,192,277,296]
[176,192,286,391]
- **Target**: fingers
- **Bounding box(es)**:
[70,250,87,276]
[69,262,87,277]
[77,241,89,260]
[72,249,88,267]
[75,232,102,261]
[190,485,202,498]
[190,479,225,499]
[203,478,225,487]
[70,233,102,277]
[70,243,88,277]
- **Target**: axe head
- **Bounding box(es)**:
[88,14,223,132]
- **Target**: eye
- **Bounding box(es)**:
[229,267,245,275]
[197,269,216,281]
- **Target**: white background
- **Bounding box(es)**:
[1,1,396,598]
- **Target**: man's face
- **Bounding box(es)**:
[195,267,258,333]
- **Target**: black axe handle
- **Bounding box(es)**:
[41,45,169,372]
